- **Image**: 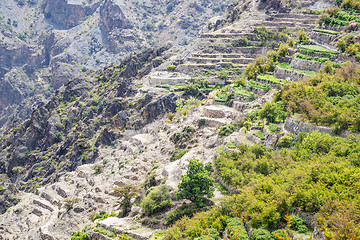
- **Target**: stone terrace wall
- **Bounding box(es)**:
[290,58,323,72]
[284,117,334,135]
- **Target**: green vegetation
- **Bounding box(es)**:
[165,132,360,239]
[165,204,198,226]
[313,28,339,35]
[248,80,270,90]
[253,131,265,140]
[277,135,293,148]
[277,63,318,76]
[92,210,117,221]
[278,63,360,133]
[253,26,290,47]
[168,65,176,71]
[225,218,248,240]
[252,228,272,240]
[172,126,195,144]
[298,45,338,57]
[336,39,360,60]
[245,51,278,80]
[171,149,189,161]
[290,215,309,233]
[175,97,203,117]
[259,101,286,123]
[257,74,283,84]
[177,159,215,207]
[113,185,140,217]
[141,185,173,215]
[70,231,90,240]
[319,7,360,26]
[218,124,235,136]
[298,30,309,44]
[94,227,116,238]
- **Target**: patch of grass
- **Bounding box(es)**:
[171,149,189,161]
[248,80,271,90]
[299,45,338,57]
[226,141,237,149]
[257,74,283,84]
[253,131,265,140]
[215,181,230,195]
[313,28,339,35]
[233,86,256,99]
[278,63,318,76]
[155,84,171,90]
[93,227,116,238]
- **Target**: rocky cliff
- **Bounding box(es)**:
[0,0,234,133]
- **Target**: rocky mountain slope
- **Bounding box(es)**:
[0,0,234,133]
[3,0,360,239]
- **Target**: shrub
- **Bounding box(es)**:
[198,118,208,127]
[171,149,189,161]
[290,216,308,233]
[217,69,229,80]
[194,228,220,240]
[173,126,195,144]
[278,43,289,57]
[141,185,173,215]
[53,130,64,143]
[71,232,90,240]
[336,38,347,52]
[287,37,295,48]
[225,218,249,240]
[277,135,292,148]
[298,30,309,44]
[219,124,235,136]
[92,210,117,221]
[252,228,272,240]
[232,37,251,47]
[94,227,116,238]
[91,164,103,174]
[165,204,197,226]
[168,65,176,71]
[271,229,288,239]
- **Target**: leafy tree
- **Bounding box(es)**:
[177,159,215,207]
[252,228,272,240]
[141,185,173,215]
[336,38,347,52]
[259,102,285,123]
[298,30,309,44]
[114,185,140,217]
[278,135,293,148]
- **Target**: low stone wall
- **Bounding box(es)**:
[274,66,307,82]
[97,223,149,240]
[246,132,262,145]
[290,58,323,72]
[309,32,334,45]
[284,117,334,135]
[148,71,191,85]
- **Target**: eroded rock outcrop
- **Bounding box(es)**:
[42,0,101,28]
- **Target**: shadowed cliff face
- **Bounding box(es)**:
[0,0,233,132]
[41,0,101,28]
[0,45,175,185]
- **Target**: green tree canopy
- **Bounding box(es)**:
[177,159,215,207]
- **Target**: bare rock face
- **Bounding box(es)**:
[100,0,135,52]
[0,79,23,110]
[100,0,132,34]
[42,0,101,28]
[0,36,44,78]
